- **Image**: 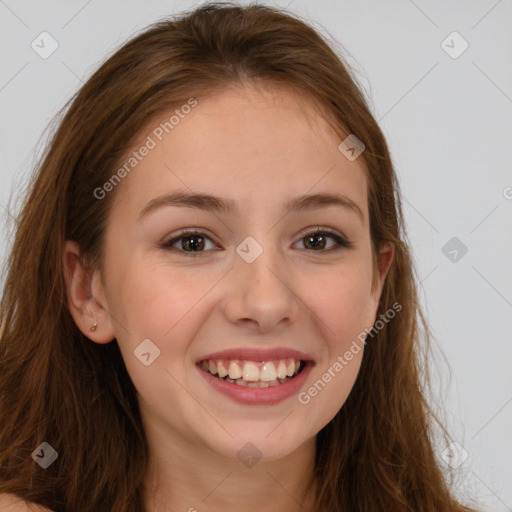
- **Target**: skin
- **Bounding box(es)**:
[63,82,394,512]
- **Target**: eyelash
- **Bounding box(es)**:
[161,227,354,257]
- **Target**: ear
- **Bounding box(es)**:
[62,240,116,344]
[368,241,395,322]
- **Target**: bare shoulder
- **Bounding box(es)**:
[0,493,54,512]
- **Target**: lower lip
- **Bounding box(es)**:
[197,362,314,405]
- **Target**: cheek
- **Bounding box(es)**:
[296,261,370,416]
[103,259,195,384]
[109,263,210,427]
[297,348,363,432]
[114,258,214,336]
[113,261,228,398]
[300,262,374,342]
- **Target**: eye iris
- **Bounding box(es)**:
[183,234,205,251]
[305,233,326,250]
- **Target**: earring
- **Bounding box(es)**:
[90,320,97,332]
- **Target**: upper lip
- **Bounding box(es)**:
[196,347,315,364]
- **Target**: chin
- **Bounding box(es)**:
[198,420,314,464]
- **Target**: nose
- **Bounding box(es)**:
[223,240,300,334]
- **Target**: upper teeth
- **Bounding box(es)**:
[201,358,301,382]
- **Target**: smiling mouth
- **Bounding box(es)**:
[199,357,306,388]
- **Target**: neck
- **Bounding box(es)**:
[142,427,318,512]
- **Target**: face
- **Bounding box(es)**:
[65,83,394,463]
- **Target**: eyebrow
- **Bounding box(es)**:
[138,190,364,222]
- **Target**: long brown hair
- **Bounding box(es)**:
[0,2,480,511]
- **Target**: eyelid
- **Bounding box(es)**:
[297,225,347,240]
[164,227,215,242]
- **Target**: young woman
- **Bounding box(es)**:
[0,2,480,511]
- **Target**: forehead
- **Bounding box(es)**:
[109,83,369,222]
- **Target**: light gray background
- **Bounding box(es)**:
[1,1,511,510]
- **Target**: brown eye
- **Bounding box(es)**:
[294,229,353,252]
[162,230,216,257]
